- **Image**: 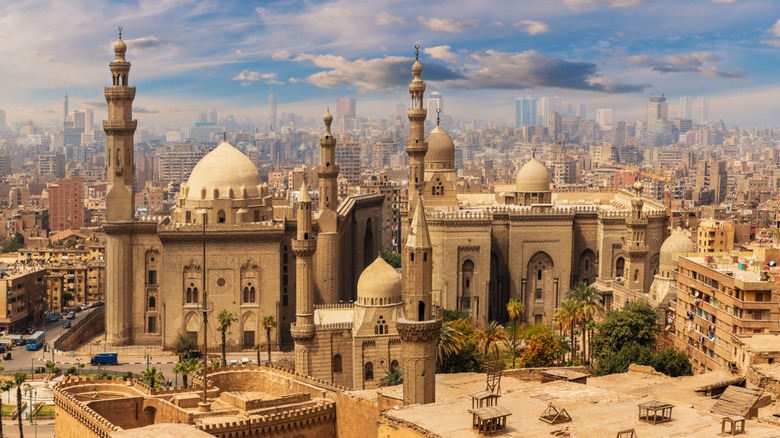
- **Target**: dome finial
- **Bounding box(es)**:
[323,107,333,134]
[415,43,420,60]
[118,26,123,40]
[223,131,227,142]
[532,146,537,158]
[436,108,441,126]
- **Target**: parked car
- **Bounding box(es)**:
[66,312,75,320]
[12,338,25,346]
[92,301,104,307]
[62,321,71,329]
[179,351,202,361]
[34,367,46,374]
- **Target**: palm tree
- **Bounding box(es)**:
[567,282,604,363]
[141,367,164,389]
[173,358,200,389]
[173,332,198,358]
[475,321,507,360]
[379,367,403,387]
[437,320,465,370]
[216,310,237,366]
[506,297,525,368]
[555,299,580,363]
[12,374,25,438]
[262,316,277,363]
[253,343,263,365]
[0,380,11,438]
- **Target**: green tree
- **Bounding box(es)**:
[173,358,201,389]
[379,367,403,387]
[437,320,465,369]
[173,332,198,357]
[141,367,164,389]
[0,380,12,438]
[652,347,693,377]
[262,316,277,363]
[555,299,581,362]
[475,321,507,360]
[2,233,23,253]
[380,249,401,268]
[439,316,480,373]
[567,282,604,363]
[505,297,525,368]
[13,374,25,438]
[595,344,655,376]
[591,300,658,361]
[253,343,263,365]
[216,309,237,366]
[519,330,562,368]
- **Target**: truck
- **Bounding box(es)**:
[90,352,118,365]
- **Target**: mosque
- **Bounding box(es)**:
[103,31,670,393]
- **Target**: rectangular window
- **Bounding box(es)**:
[535,288,543,301]
[282,295,288,306]
[147,270,157,285]
[534,314,542,324]
[147,316,157,333]
[243,330,255,349]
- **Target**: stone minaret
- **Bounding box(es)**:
[402,45,428,246]
[624,180,649,291]
[291,182,316,375]
[103,27,137,346]
[317,110,339,213]
[397,195,441,405]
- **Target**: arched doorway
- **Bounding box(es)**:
[579,249,596,285]
[527,252,554,324]
[460,260,475,311]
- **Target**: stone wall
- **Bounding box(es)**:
[55,307,105,351]
[503,366,590,382]
[333,391,382,438]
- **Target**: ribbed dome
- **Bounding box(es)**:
[357,257,401,303]
[425,125,455,166]
[185,141,260,200]
[660,228,695,269]
[515,157,550,193]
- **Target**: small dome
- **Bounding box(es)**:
[425,125,455,166]
[412,60,423,77]
[357,257,401,303]
[185,141,260,201]
[323,110,333,124]
[515,157,550,193]
[114,38,127,55]
[660,228,695,269]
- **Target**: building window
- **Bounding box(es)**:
[535,288,543,301]
[364,362,374,381]
[375,316,387,335]
[243,284,256,304]
[147,316,157,333]
[243,331,255,349]
[390,360,399,372]
[186,285,199,304]
[333,354,343,373]
[147,270,157,285]
[148,296,156,310]
[537,270,542,280]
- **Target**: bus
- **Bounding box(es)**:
[25,331,44,351]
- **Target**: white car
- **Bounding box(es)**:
[241,357,250,365]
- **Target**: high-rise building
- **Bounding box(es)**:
[336,97,357,133]
[427,91,443,120]
[646,95,671,146]
[268,93,277,132]
[0,109,5,132]
[207,107,217,124]
[549,111,562,142]
[515,97,537,127]
[596,109,613,129]
[578,104,587,119]
[49,176,85,232]
[697,96,709,124]
[679,96,691,119]
[63,92,68,126]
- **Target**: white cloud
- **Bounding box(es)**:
[125,36,162,50]
[513,20,549,35]
[770,19,780,37]
[376,11,403,26]
[626,51,745,78]
[417,16,478,33]
[232,70,282,85]
[272,50,291,61]
[423,45,458,63]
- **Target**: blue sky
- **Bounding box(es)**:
[2,0,780,128]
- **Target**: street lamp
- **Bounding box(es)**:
[76,358,81,377]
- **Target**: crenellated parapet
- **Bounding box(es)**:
[314,302,354,310]
[198,401,336,436]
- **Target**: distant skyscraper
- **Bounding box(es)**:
[679,96,692,119]
[207,107,217,124]
[63,92,68,126]
[647,95,668,124]
[0,109,5,132]
[596,109,613,129]
[697,96,709,124]
[427,92,443,119]
[515,97,537,127]
[537,97,549,126]
[268,93,277,132]
[198,112,207,123]
[549,111,562,142]
[578,104,586,119]
[336,97,357,132]
[551,96,563,115]
[646,95,671,146]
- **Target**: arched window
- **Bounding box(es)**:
[376,316,386,335]
[634,269,640,282]
[332,354,342,372]
[418,301,425,321]
[537,269,542,280]
[217,209,226,223]
[615,257,625,278]
[390,360,399,372]
[148,296,156,310]
[364,362,374,381]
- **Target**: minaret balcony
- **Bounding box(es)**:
[292,239,317,256]
[104,87,136,100]
[317,165,340,177]
[397,318,442,342]
[290,322,315,341]
[103,120,138,134]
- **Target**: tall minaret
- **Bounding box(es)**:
[623,180,649,291]
[402,44,428,245]
[291,182,317,375]
[103,27,138,346]
[397,195,441,405]
[317,110,339,213]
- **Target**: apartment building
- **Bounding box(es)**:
[0,267,47,333]
[672,252,780,374]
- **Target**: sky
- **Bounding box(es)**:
[2,0,780,129]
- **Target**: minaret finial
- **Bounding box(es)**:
[436,108,441,126]
[118,26,123,40]
[532,146,536,158]
[415,43,420,61]
[223,131,227,142]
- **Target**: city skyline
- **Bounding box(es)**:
[1,0,779,128]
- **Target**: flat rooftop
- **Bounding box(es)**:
[735,334,780,352]
[380,370,780,437]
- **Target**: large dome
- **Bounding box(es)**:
[425,125,455,166]
[660,227,696,270]
[185,141,261,201]
[357,257,401,305]
[515,157,550,193]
